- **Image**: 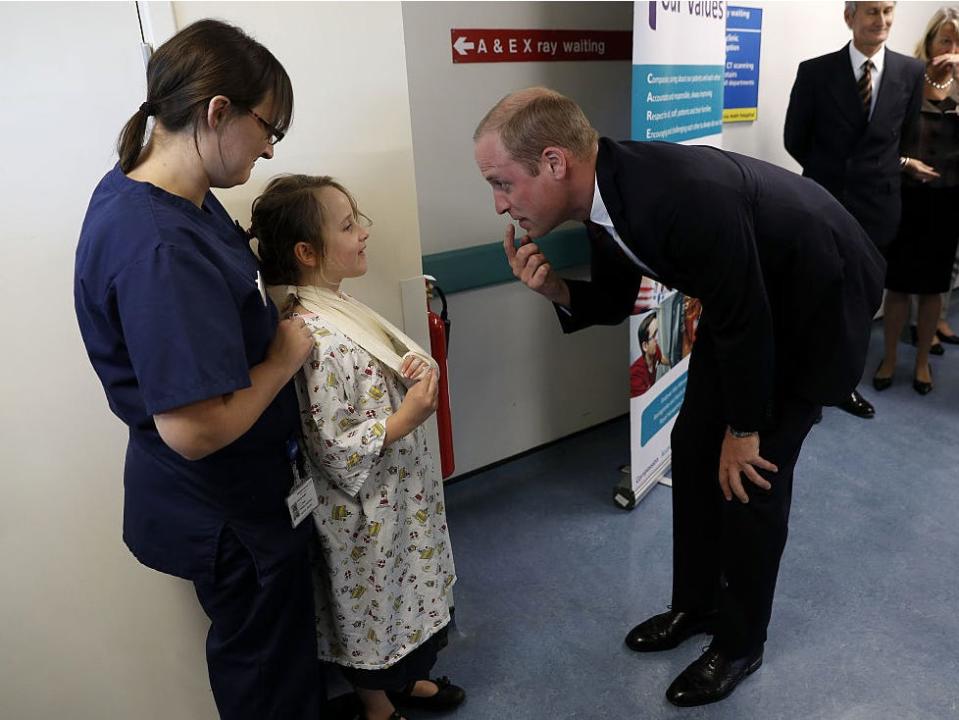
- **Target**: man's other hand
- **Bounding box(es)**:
[718,429,778,503]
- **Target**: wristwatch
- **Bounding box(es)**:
[728,427,758,439]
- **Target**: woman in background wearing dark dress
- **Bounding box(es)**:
[874,7,959,395]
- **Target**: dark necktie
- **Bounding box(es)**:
[584,220,658,281]
[584,220,609,245]
[858,60,874,117]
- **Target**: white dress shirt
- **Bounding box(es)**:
[849,42,886,120]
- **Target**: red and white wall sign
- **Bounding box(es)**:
[451,29,632,64]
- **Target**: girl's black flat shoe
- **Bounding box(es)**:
[388,676,466,712]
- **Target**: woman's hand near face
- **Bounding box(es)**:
[929,53,959,71]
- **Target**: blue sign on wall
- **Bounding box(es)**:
[632,64,725,143]
[724,6,762,122]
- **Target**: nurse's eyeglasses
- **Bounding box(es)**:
[247,109,285,145]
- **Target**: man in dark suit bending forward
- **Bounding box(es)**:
[473,87,885,707]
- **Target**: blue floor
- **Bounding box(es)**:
[431,316,959,720]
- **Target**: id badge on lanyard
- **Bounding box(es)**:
[285,438,318,528]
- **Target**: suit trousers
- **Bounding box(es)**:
[194,527,325,720]
[669,327,820,658]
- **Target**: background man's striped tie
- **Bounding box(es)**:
[858,60,874,117]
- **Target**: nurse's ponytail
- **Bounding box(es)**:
[116,19,293,173]
[118,103,153,174]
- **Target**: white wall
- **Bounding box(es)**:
[1,2,424,718]
[402,1,635,477]
[723,1,944,167]
[175,1,426,331]
[0,5,218,719]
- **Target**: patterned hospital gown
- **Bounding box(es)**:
[295,315,456,670]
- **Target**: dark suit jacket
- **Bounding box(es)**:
[559,139,886,431]
[784,43,923,247]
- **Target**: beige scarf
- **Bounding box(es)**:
[275,284,437,382]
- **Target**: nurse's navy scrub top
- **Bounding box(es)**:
[74,165,308,583]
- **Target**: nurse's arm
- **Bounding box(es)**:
[154,317,314,461]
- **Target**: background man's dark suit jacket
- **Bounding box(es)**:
[558,138,886,430]
[784,44,923,248]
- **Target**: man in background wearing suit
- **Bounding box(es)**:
[473,88,885,707]
[785,0,923,419]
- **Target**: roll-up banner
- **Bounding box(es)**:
[623,2,725,508]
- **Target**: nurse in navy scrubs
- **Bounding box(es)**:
[74,20,322,719]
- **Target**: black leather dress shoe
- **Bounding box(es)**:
[624,608,717,652]
[937,330,959,345]
[837,389,875,418]
[666,644,763,707]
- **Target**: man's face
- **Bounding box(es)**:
[845,2,895,50]
[642,318,660,359]
[474,132,569,239]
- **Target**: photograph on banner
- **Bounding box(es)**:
[628,281,702,496]
[626,1,724,506]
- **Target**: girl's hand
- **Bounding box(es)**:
[384,370,438,446]
[399,369,439,427]
[401,354,431,381]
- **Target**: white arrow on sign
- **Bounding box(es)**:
[453,36,475,55]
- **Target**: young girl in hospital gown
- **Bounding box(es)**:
[249,175,463,720]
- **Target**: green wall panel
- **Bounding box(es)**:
[422,226,590,294]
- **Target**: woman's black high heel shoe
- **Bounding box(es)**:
[913,366,933,395]
[911,326,945,355]
[937,329,959,345]
[872,362,893,391]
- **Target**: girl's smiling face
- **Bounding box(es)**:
[314,186,370,284]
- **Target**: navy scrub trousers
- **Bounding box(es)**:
[195,528,323,719]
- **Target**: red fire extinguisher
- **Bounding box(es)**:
[425,275,455,479]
